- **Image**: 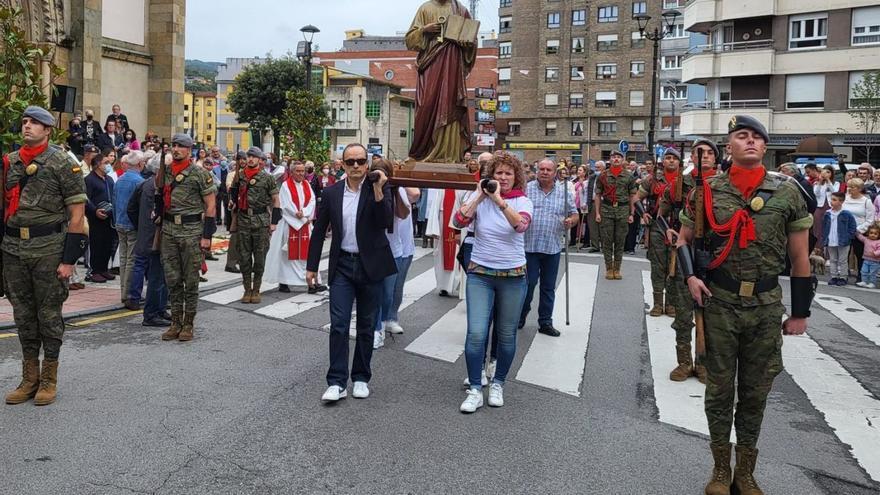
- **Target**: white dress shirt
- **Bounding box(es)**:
[341,179,363,253]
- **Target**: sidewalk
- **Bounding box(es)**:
[0,235,242,330]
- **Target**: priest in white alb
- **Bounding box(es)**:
[425,188,463,296]
[265,162,327,294]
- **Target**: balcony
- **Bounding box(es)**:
[684,0,775,33]
[680,104,772,137]
[682,40,774,83]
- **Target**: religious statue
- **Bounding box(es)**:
[405,0,478,164]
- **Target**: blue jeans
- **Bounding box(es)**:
[465,273,527,389]
[520,251,561,327]
[128,254,149,303]
[461,242,499,361]
[328,254,381,387]
[388,255,413,322]
[862,259,880,286]
[375,269,399,331]
[143,252,168,319]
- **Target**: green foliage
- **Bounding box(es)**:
[0,7,65,152]
[849,70,880,162]
[227,55,305,134]
[276,89,332,163]
[185,59,221,93]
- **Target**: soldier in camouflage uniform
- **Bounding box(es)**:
[159,134,217,342]
[3,106,89,406]
[593,149,637,280]
[231,147,280,304]
[677,116,814,495]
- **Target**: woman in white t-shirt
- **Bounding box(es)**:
[452,152,533,413]
[844,178,876,282]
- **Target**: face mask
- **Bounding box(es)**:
[103,164,113,175]
[322,169,330,175]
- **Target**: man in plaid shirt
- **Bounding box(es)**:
[519,159,579,336]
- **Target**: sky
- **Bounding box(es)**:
[185,0,500,62]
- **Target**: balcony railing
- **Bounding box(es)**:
[686,39,774,57]
[683,99,771,110]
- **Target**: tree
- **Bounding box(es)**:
[275,89,332,163]
[0,6,65,153]
[849,70,880,164]
[227,55,305,156]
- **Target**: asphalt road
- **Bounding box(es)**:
[0,252,878,494]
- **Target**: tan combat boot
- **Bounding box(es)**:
[694,362,708,384]
[605,263,614,280]
[33,359,59,406]
[669,343,694,381]
[5,359,41,404]
[649,291,664,317]
[665,302,676,317]
[251,277,262,304]
[241,274,253,304]
[161,314,182,340]
[178,312,195,341]
[705,443,732,495]
[733,445,763,495]
[613,261,623,280]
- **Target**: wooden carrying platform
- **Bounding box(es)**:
[390,161,477,190]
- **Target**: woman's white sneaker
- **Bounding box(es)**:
[386,320,404,334]
[462,369,489,388]
[459,388,483,413]
[488,383,504,407]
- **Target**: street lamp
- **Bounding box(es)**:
[297,24,320,92]
[636,9,681,160]
[665,78,681,149]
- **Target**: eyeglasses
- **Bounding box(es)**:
[344,158,368,167]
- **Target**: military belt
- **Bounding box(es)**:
[163,213,204,225]
[5,222,65,240]
[707,270,778,298]
[602,199,621,206]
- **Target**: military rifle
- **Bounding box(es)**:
[151,139,167,251]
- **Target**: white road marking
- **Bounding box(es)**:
[814,294,880,346]
[515,263,598,396]
[404,300,468,362]
[255,292,328,319]
[640,270,707,435]
[201,257,328,305]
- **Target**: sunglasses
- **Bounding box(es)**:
[344,158,368,166]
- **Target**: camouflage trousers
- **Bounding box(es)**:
[2,252,68,359]
[161,235,203,317]
[237,226,269,278]
[704,298,784,448]
[225,231,239,269]
[670,275,694,345]
[647,228,676,296]
[599,205,630,266]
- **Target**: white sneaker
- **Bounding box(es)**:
[352,381,370,399]
[373,329,385,349]
[856,281,868,288]
[488,383,504,407]
[867,283,877,289]
[386,320,404,334]
[462,369,489,388]
[321,385,347,402]
[486,359,497,381]
[459,388,483,413]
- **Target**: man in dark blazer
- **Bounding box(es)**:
[306,143,396,402]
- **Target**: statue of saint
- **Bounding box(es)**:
[405,0,477,163]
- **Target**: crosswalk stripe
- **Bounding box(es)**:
[814,294,880,346]
[200,257,328,305]
[515,263,598,396]
[783,331,880,483]
[255,292,328,319]
[640,270,707,435]
[404,299,467,363]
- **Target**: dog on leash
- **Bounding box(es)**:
[810,248,826,275]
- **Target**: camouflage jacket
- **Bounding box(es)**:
[2,145,87,259]
[236,169,278,229]
[596,170,637,217]
[162,163,217,238]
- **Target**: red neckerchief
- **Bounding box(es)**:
[4,142,49,222]
[728,164,766,200]
[238,166,261,210]
[609,165,623,177]
[701,166,766,270]
[501,188,526,199]
[442,189,457,270]
[163,158,191,213]
[692,166,717,179]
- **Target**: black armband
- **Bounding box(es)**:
[790,276,817,318]
[676,245,695,280]
[202,217,217,240]
[62,233,89,265]
[271,207,282,226]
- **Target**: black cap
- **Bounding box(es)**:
[691,137,720,159]
[727,115,769,143]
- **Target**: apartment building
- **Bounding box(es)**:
[498,0,661,164]
[215,57,265,153]
[680,0,880,166]
[183,91,217,149]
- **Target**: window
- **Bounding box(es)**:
[206,100,213,107]
[789,13,827,49]
[598,120,618,136]
[849,71,880,108]
[663,0,680,8]
[598,6,618,22]
[665,23,686,38]
[545,150,557,161]
[206,135,212,142]
[508,121,521,136]
[632,2,647,17]
[365,100,381,119]
[499,42,512,58]
[571,37,585,53]
[632,119,646,136]
[661,85,688,100]
[548,12,561,28]
[632,31,646,48]
[597,34,618,51]
[570,66,585,80]
[545,67,559,82]
[597,63,617,79]
[545,93,559,107]
[661,55,683,69]
[500,0,512,6]
[183,116,189,123]
[852,7,880,45]
[207,112,212,118]
[184,104,189,111]
[630,90,644,107]
[571,121,585,137]
[596,91,617,107]
[572,9,586,26]
[545,121,558,136]
[570,92,585,108]
[630,61,645,77]
[661,116,681,131]
[546,39,560,54]
[499,67,511,85]
[500,16,512,33]
[207,123,212,130]
[786,74,825,109]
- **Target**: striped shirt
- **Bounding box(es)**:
[524,180,577,254]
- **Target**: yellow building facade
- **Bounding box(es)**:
[183,91,217,149]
